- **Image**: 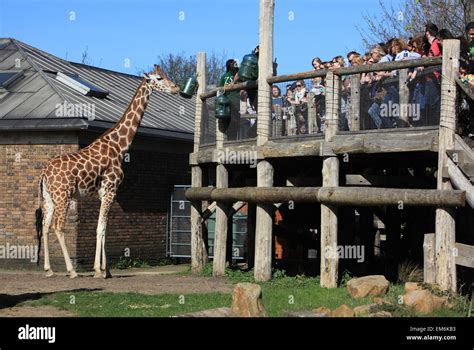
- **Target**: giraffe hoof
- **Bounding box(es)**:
[93,271,103,279]
[69,271,78,279]
[45,269,54,278]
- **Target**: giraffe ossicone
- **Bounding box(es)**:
[35,65,179,278]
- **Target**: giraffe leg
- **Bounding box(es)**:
[42,183,54,277]
[94,191,115,279]
[54,201,78,279]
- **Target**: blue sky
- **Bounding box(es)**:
[0,0,403,75]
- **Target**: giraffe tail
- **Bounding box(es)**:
[35,176,44,266]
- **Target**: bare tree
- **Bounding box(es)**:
[136,52,227,86]
[81,46,92,65]
[79,46,102,67]
[358,0,470,49]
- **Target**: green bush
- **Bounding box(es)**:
[114,257,150,270]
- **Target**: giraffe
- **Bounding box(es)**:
[35,65,180,278]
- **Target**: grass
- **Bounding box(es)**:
[23,292,231,317]
[20,265,471,317]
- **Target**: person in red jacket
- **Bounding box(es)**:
[422,23,441,125]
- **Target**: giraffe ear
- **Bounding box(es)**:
[144,73,150,80]
[154,65,169,80]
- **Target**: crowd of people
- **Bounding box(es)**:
[218,22,474,139]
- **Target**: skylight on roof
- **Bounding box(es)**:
[56,72,109,98]
[0,71,23,88]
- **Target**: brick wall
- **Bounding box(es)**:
[0,143,79,269]
[0,134,192,270]
[76,148,191,268]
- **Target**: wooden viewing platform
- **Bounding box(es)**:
[187,0,474,292]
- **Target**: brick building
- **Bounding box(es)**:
[0,38,195,269]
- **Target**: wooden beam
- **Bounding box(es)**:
[333,56,442,76]
[263,138,323,158]
[349,74,360,131]
[266,57,442,84]
[331,128,438,154]
[435,39,460,293]
[200,80,257,100]
[268,69,327,84]
[455,76,474,101]
[423,233,436,284]
[191,52,208,274]
[447,157,474,208]
[190,129,439,164]
[320,157,339,288]
[455,243,474,268]
[254,0,275,282]
[185,187,465,207]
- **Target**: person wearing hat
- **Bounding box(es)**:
[219,59,243,140]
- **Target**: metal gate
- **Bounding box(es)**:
[167,185,247,259]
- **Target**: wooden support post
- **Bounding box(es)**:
[320,69,340,288]
[191,52,208,273]
[398,69,410,127]
[254,0,275,282]
[256,0,274,147]
[255,160,274,281]
[423,233,436,284]
[325,71,340,139]
[287,108,296,136]
[320,157,339,288]
[273,105,283,137]
[435,39,460,293]
[213,164,229,276]
[349,74,360,131]
[307,91,317,133]
[213,53,230,276]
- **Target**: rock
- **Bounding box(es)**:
[403,290,434,314]
[367,311,392,317]
[432,295,449,310]
[347,275,389,298]
[404,282,423,293]
[312,306,332,317]
[353,304,377,316]
[332,304,354,317]
[231,283,267,317]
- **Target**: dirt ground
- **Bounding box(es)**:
[0,265,232,317]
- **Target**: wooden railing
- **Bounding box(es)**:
[197,56,444,143]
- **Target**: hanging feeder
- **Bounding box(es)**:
[179,75,198,98]
[215,93,231,119]
[239,53,259,81]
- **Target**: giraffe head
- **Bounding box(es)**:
[144,65,180,94]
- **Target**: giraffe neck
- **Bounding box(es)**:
[104,79,152,158]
